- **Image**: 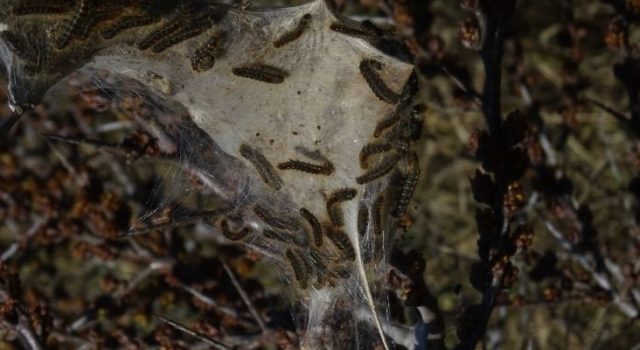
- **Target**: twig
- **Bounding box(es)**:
[221,260,268,333]
[543,220,639,318]
[155,314,233,350]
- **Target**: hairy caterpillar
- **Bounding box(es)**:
[263,227,306,247]
[358,202,369,236]
[329,22,376,39]
[325,227,355,261]
[372,195,384,236]
[13,4,68,15]
[191,31,225,72]
[286,249,309,289]
[374,235,383,261]
[220,219,251,241]
[392,152,420,217]
[138,20,184,50]
[254,204,298,231]
[277,160,333,175]
[239,144,283,190]
[356,152,401,184]
[300,208,323,247]
[232,64,288,84]
[76,9,120,40]
[150,23,208,53]
[102,15,157,39]
[359,59,401,104]
[273,13,312,48]
[373,110,400,137]
[359,142,392,168]
[52,0,89,49]
[326,188,357,227]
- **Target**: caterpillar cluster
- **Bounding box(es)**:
[356,101,426,222]
[249,201,359,289]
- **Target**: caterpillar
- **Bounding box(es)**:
[52,0,89,49]
[138,20,184,50]
[286,249,309,289]
[372,195,384,236]
[374,235,384,261]
[76,9,119,40]
[277,160,333,175]
[150,22,208,53]
[239,144,283,190]
[263,227,306,247]
[329,22,376,39]
[359,142,392,169]
[254,204,298,231]
[232,64,288,84]
[220,219,251,241]
[355,152,402,184]
[359,59,401,104]
[300,208,323,247]
[325,227,355,261]
[102,15,157,39]
[357,202,369,236]
[191,31,225,72]
[13,4,68,15]
[391,152,420,217]
[326,188,357,227]
[273,13,312,48]
[373,110,401,137]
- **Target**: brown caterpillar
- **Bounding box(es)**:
[374,235,384,261]
[52,0,89,49]
[76,9,119,40]
[13,4,68,15]
[358,202,369,236]
[329,22,376,39]
[359,142,392,168]
[102,15,157,39]
[286,249,309,289]
[392,153,420,217]
[232,64,288,84]
[359,59,401,104]
[220,219,251,241]
[277,160,333,175]
[372,195,384,236]
[254,204,297,231]
[325,227,355,261]
[327,188,357,227]
[239,144,283,190]
[150,22,208,53]
[138,20,184,50]
[263,228,306,247]
[356,152,402,184]
[300,208,323,247]
[374,110,401,137]
[273,13,312,48]
[191,31,224,72]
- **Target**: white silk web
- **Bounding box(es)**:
[0,0,425,348]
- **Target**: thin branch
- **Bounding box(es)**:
[155,314,233,350]
[221,261,268,333]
